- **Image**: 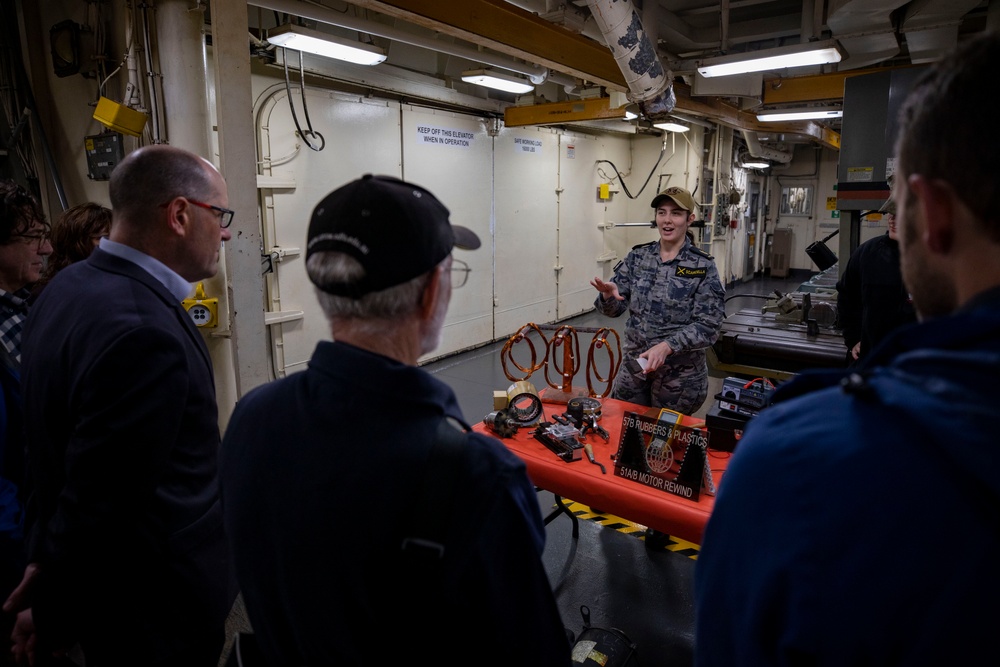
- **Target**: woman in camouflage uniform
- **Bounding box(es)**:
[591,186,725,416]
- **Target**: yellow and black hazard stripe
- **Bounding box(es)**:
[556,500,701,560]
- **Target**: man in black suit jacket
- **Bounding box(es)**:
[8,145,236,666]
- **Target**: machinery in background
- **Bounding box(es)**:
[710,286,846,382]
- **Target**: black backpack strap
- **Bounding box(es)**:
[400,417,468,561]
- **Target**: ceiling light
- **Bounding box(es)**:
[742,161,770,169]
[697,39,842,78]
[461,68,535,94]
[267,24,387,66]
[756,108,843,122]
[653,121,689,133]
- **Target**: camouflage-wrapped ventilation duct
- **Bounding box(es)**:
[585,0,675,118]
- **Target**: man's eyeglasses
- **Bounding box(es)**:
[187,199,235,229]
[451,258,471,289]
[14,226,51,249]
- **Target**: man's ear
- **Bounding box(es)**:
[908,175,955,254]
[418,266,443,320]
[161,197,190,237]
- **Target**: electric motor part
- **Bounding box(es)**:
[566,396,603,427]
[483,409,519,438]
[585,327,622,398]
[532,422,583,462]
[543,325,581,392]
[505,380,543,427]
[500,323,548,382]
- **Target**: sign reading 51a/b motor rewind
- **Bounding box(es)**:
[613,411,709,501]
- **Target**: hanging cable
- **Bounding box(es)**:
[595,136,668,200]
[281,47,325,151]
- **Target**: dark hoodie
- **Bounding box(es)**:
[695,286,1000,666]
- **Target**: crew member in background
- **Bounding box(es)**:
[219,174,571,666]
[34,202,112,293]
[0,182,51,652]
[836,191,916,364]
[8,146,236,667]
[695,32,1000,666]
[590,186,725,416]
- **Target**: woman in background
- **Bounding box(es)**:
[39,202,111,288]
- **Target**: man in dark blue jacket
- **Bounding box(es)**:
[220,175,571,666]
[11,146,236,667]
[695,33,1000,666]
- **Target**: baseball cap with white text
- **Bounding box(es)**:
[306,174,480,298]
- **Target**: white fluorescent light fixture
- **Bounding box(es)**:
[267,24,387,66]
[697,39,842,78]
[461,68,535,94]
[756,108,843,122]
[653,121,689,133]
[742,161,770,169]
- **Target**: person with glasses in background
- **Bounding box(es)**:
[218,175,571,666]
[0,181,52,659]
[8,145,237,667]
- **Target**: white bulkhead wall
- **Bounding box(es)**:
[19,0,836,433]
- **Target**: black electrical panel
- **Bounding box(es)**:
[85,132,124,181]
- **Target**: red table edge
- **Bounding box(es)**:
[474,397,732,545]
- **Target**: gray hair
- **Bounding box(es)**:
[307,251,440,325]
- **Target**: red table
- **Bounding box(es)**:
[473,397,732,545]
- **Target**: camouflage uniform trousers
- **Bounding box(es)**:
[612,351,709,416]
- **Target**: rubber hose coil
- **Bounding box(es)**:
[505,381,543,427]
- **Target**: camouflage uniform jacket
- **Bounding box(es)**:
[595,239,725,359]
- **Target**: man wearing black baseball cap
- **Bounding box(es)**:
[219,175,571,666]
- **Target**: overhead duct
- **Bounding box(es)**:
[584,0,675,118]
[742,129,793,164]
[826,0,903,70]
[900,0,982,64]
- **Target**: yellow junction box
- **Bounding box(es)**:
[93,97,148,138]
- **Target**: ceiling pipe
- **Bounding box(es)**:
[720,0,730,52]
[584,0,675,118]
[247,0,577,88]
[742,129,793,163]
[801,0,815,42]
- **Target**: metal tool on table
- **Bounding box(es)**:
[532,421,584,462]
[562,397,608,472]
[582,442,607,474]
[565,397,609,441]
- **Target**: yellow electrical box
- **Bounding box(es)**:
[93,96,148,138]
[182,282,218,328]
[599,183,611,200]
